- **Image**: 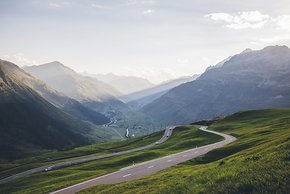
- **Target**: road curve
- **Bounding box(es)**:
[0,126,174,185]
[51,126,236,194]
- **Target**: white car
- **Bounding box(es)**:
[44,167,52,172]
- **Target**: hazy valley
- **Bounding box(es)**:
[1,1,289,193]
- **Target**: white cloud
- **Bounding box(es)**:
[1,54,37,67]
[48,1,70,8]
[202,57,210,63]
[239,11,269,22]
[250,41,259,45]
[226,20,268,29]
[91,3,108,9]
[205,13,233,23]
[126,0,156,5]
[49,3,61,8]
[142,9,155,15]
[276,15,290,32]
[177,58,189,64]
[205,11,270,29]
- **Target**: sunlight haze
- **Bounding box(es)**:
[1,0,290,83]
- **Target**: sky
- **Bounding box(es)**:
[1,0,290,83]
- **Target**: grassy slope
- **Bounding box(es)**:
[0,130,163,179]
[81,108,290,194]
[0,125,222,194]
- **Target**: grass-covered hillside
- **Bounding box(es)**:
[82,108,290,194]
[0,125,222,194]
[0,130,163,179]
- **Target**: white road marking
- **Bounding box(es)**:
[122,174,131,178]
[147,165,154,169]
[167,160,172,162]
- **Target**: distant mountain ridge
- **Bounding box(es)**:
[125,75,199,107]
[0,60,112,159]
[143,45,290,124]
[12,62,110,125]
[90,73,155,95]
[24,62,122,101]
[24,62,127,112]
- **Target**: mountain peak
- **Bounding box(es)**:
[26,61,76,75]
[45,61,69,69]
[241,48,253,54]
[50,61,64,66]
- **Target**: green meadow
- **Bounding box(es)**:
[0,129,163,180]
[81,108,290,194]
[0,125,222,193]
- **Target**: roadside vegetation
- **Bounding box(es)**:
[80,108,290,194]
[0,129,164,180]
[0,125,222,194]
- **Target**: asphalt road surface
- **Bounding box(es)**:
[0,126,174,185]
[51,126,236,194]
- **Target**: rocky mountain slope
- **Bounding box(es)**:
[143,45,290,124]
[125,75,199,107]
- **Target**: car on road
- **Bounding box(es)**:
[44,167,52,172]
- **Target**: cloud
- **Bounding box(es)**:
[48,1,70,8]
[205,13,233,23]
[205,11,270,29]
[250,41,259,45]
[177,58,189,64]
[126,0,156,5]
[276,15,290,32]
[142,9,155,15]
[239,11,269,22]
[202,57,210,63]
[49,3,61,8]
[1,54,37,67]
[91,3,109,9]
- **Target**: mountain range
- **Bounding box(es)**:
[143,45,290,124]
[16,62,109,125]
[2,44,290,159]
[0,60,114,159]
[125,75,199,107]
[24,62,127,112]
[90,73,155,95]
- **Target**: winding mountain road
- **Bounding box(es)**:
[0,126,174,185]
[51,126,236,194]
